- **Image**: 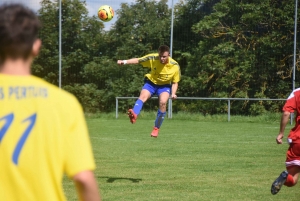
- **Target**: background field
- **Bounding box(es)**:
[63,113,299,201]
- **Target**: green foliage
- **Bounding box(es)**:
[33,0,300,115]
[110,0,171,58]
[183,0,299,114]
[63,83,103,113]
[33,0,106,85]
[82,56,149,112]
[32,0,59,84]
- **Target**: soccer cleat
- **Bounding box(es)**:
[151,127,159,138]
[127,109,137,124]
[271,170,288,195]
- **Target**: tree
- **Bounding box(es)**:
[110,0,171,57]
[32,0,112,111]
[81,0,173,112]
[33,0,106,84]
[180,0,299,114]
[32,0,59,84]
[32,0,300,115]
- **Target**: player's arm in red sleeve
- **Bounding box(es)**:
[73,170,101,201]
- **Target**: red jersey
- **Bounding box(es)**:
[283,88,300,142]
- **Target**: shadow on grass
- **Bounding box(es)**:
[98,176,142,183]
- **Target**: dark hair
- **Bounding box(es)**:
[0,4,41,64]
[158,45,170,53]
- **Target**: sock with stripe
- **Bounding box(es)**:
[133,99,144,115]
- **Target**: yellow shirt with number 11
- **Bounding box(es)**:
[0,74,96,201]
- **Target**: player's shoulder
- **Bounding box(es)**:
[169,57,180,67]
[145,53,158,57]
[287,88,300,100]
[139,53,159,62]
[293,88,300,93]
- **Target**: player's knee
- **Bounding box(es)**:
[138,96,148,102]
[159,102,167,108]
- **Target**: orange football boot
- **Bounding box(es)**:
[127,109,137,124]
[151,127,159,138]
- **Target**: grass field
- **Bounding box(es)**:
[63,113,300,201]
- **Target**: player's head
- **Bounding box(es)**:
[158,45,170,64]
[0,4,41,64]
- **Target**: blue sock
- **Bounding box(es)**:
[155,110,166,128]
[133,99,144,115]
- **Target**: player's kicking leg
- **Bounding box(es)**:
[128,89,151,124]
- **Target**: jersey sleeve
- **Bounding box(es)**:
[64,96,96,178]
[138,54,156,68]
[283,91,296,113]
[172,65,181,83]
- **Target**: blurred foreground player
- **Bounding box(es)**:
[271,88,300,195]
[0,4,101,201]
[117,45,180,138]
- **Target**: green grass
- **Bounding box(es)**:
[63,113,300,201]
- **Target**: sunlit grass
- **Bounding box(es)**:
[63,113,299,200]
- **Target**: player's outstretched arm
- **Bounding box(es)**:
[73,170,101,201]
[117,58,139,65]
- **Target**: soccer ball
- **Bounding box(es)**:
[98,5,114,22]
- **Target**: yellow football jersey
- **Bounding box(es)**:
[138,53,181,85]
[0,74,96,201]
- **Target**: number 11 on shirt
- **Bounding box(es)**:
[0,113,37,165]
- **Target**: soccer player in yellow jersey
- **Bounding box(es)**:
[0,4,101,201]
[117,45,181,137]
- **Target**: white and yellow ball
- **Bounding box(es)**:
[98,5,114,22]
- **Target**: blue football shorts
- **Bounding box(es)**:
[142,78,171,96]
